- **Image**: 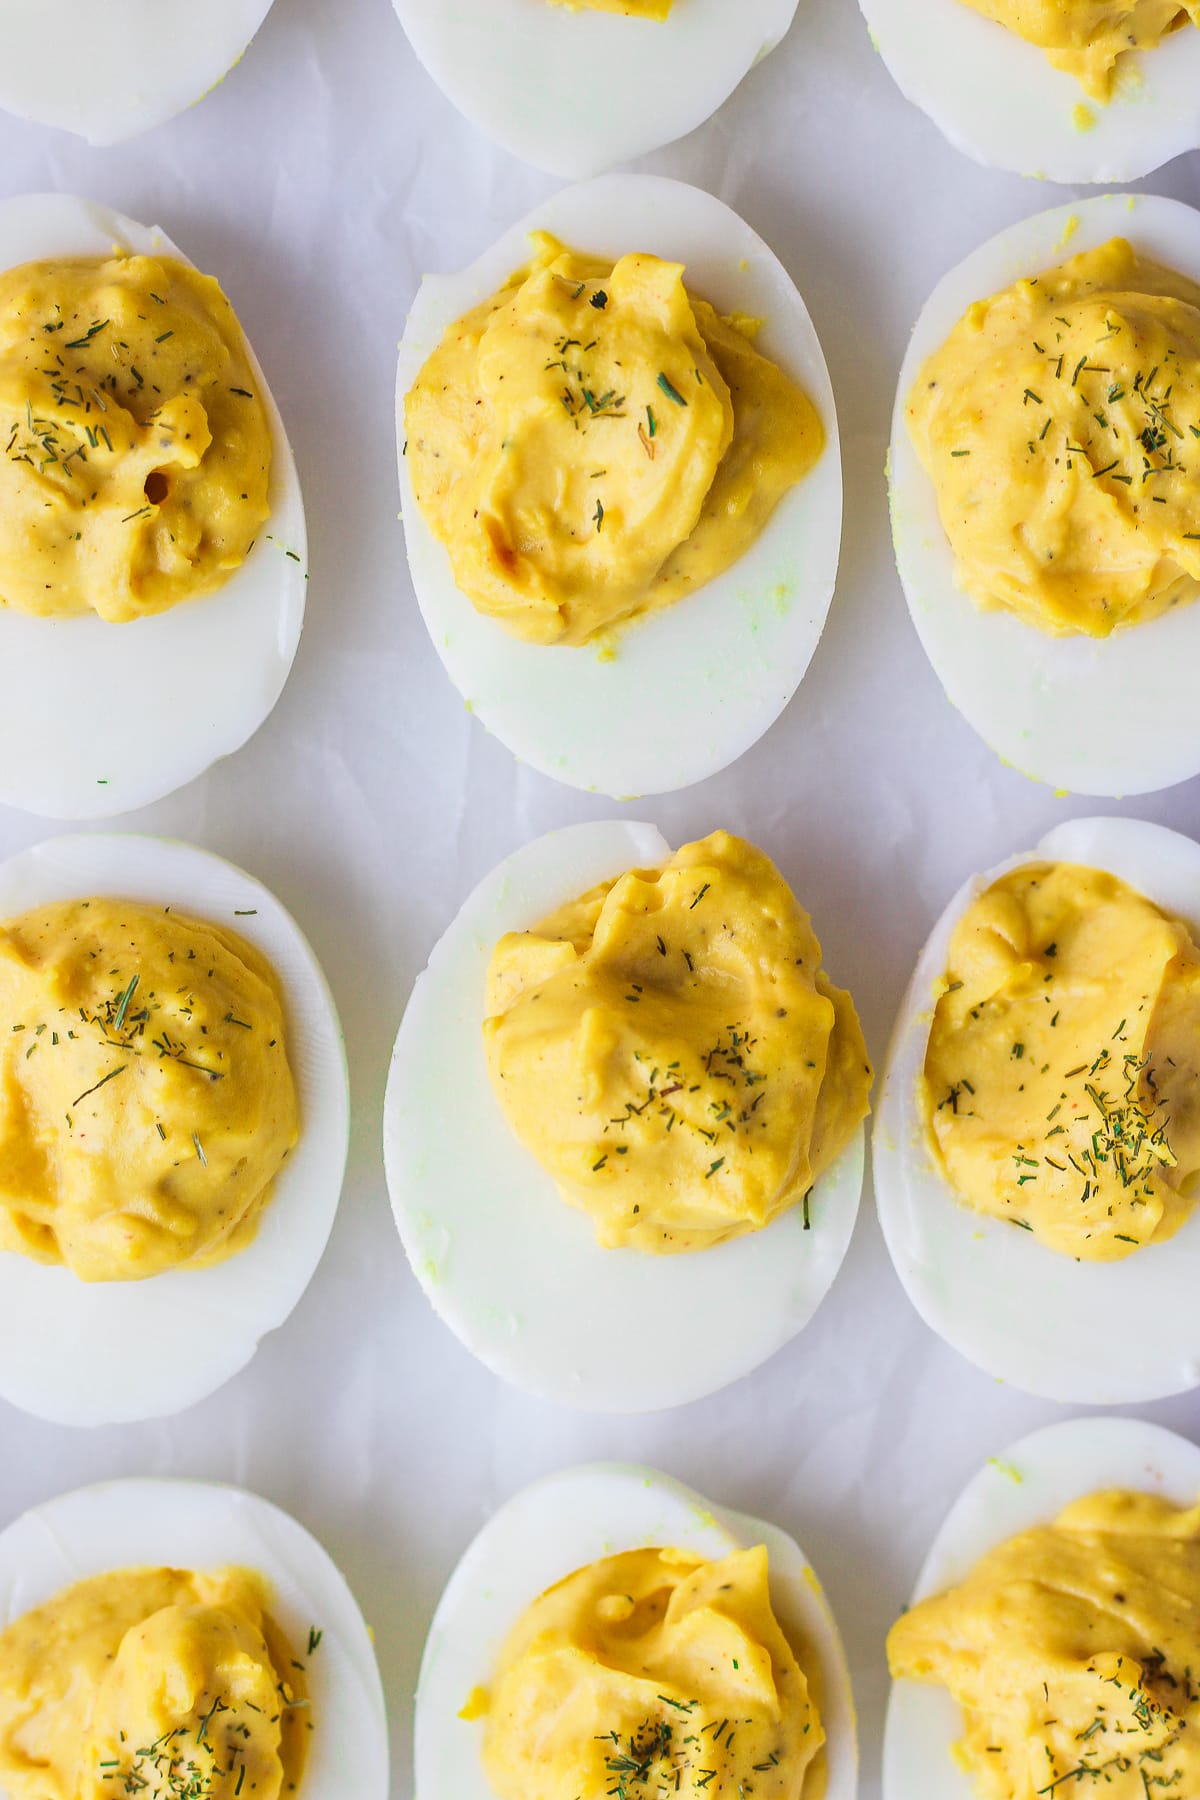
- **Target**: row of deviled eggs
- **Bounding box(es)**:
[4,184,1200,820]
[3,0,1199,184]
[2,808,1199,1431]
[0,1415,1195,1800]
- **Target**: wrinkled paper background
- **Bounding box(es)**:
[0,0,1199,1792]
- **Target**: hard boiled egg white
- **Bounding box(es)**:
[883,1415,1200,1800]
[0,832,349,1428]
[389,0,799,177]
[858,0,1200,181]
[416,1461,858,1800]
[0,193,307,820]
[0,1477,388,1798]
[383,819,865,1412]
[396,175,842,800]
[874,814,1200,1405]
[890,193,1200,799]
[0,2,276,145]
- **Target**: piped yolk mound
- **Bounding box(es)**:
[0,898,299,1282]
[922,860,1200,1262]
[0,1566,310,1800]
[908,238,1200,638]
[957,0,1196,100]
[482,1545,824,1800]
[887,1489,1200,1800]
[0,253,271,623]
[483,831,872,1253]
[405,237,822,646]
[548,0,674,14]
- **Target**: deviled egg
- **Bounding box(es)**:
[0,193,306,819]
[384,819,868,1412]
[0,1,277,145]
[416,1462,857,1800]
[396,174,842,799]
[884,1415,1200,1800]
[874,814,1200,1405]
[859,0,1200,181]
[0,832,348,1427]
[891,192,1200,797]
[389,0,799,177]
[0,1477,388,1799]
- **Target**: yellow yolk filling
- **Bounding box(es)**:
[922,860,1200,1262]
[908,238,1200,638]
[481,1546,824,1800]
[0,1566,309,1800]
[958,0,1196,100]
[405,237,822,646]
[0,253,271,623]
[547,0,674,14]
[0,899,299,1282]
[888,1489,1200,1800]
[484,831,872,1253]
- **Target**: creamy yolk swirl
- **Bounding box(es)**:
[405,236,822,646]
[957,0,1197,100]
[481,1545,824,1800]
[0,253,271,623]
[922,860,1200,1262]
[0,898,299,1282]
[484,831,872,1253]
[0,1566,310,1800]
[888,1489,1200,1800]
[908,238,1200,638]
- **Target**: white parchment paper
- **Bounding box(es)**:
[0,2,1198,1794]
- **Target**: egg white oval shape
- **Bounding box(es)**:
[0,832,349,1428]
[891,192,1200,799]
[396,175,843,800]
[883,1415,1200,1800]
[0,193,306,820]
[383,819,865,1412]
[390,0,799,178]
[859,0,1200,184]
[874,814,1200,1405]
[0,2,276,146]
[0,1477,388,1800]
[416,1462,858,1800]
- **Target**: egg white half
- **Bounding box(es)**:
[890,193,1200,799]
[0,832,349,1428]
[858,0,1200,183]
[892,188,1200,795]
[416,1461,858,1800]
[875,814,1200,1405]
[389,0,799,178]
[0,1477,388,1800]
[0,193,307,821]
[396,175,843,800]
[0,1,276,146]
[883,1415,1200,1800]
[383,819,865,1413]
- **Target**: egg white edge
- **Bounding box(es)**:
[0,1475,388,1800]
[414,1460,857,1800]
[389,0,800,179]
[395,172,843,800]
[874,813,1200,1405]
[0,191,307,820]
[0,0,277,147]
[858,0,1200,183]
[889,190,1200,799]
[882,1414,1200,1800]
[383,817,866,1414]
[0,831,349,1428]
